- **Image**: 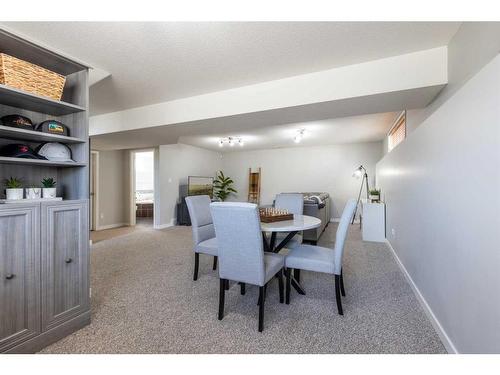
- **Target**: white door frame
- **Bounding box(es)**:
[129,148,158,227]
[90,150,99,231]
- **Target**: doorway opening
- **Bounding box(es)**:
[132,150,155,228]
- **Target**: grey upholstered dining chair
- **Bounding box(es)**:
[284,199,357,315]
[210,202,285,332]
[185,195,218,281]
[271,193,304,249]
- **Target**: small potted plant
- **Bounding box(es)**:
[26,184,41,199]
[41,177,57,199]
[4,177,24,200]
[369,188,381,203]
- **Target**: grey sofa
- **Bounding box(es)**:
[301,192,331,244]
[277,192,331,244]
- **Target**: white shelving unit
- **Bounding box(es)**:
[0,28,91,354]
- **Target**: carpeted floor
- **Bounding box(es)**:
[40,223,446,354]
[90,218,153,243]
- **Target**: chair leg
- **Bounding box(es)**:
[335,274,343,315]
[240,282,246,295]
[340,268,346,297]
[213,256,218,271]
[258,286,265,332]
[218,278,226,320]
[285,268,291,304]
[278,270,284,303]
[193,253,199,281]
[294,269,301,283]
[257,283,267,305]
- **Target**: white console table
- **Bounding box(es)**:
[360,199,386,242]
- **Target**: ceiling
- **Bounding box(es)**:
[180,112,399,152]
[2,22,460,116]
[91,110,399,151]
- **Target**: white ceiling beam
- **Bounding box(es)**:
[90,46,447,136]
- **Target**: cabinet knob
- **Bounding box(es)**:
[65,258,73,264]
[5,273,14,280]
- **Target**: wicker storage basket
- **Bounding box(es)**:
[0,53,66,101]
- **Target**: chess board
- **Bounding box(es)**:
[259,207,294,223]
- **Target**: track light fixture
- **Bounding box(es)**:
[218,137,244,147]
[294,129,305,143]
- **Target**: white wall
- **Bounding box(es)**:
[157,143,222,227]
[90,48,447,136]
[404,23,500,137]
[96,149,129,228]
[221,142,382,219]
[382,23,500,156]
[377,52,500,353]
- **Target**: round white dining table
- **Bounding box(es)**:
[260,214,321,295]
[260,214,321,234]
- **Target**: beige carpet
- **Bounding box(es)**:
[41,223,445,354]
[90,218,153,243]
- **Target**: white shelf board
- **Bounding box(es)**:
[0,156,86,167]
[0,84,86,116]
[0,125,85,144]
[0,197,62,204]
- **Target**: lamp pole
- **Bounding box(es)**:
[352,165,370,225]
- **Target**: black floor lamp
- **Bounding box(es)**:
[351,165,370,224]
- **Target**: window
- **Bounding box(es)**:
[388,111,406,152]
[135,151,154,203]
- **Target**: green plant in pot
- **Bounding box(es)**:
[41,177,57,199]
[4,177,23,200]
[213,171,237,202]
[26,183,41,200]
[369,188,381,202]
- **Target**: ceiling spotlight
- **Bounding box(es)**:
[228,138,234,146]
[238,139,244,146]
[219,140,224,147]
[294,129,305,143]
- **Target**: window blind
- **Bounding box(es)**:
[388,112,406,151]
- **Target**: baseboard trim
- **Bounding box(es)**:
[5,310,91,353]
[154,219,176,230]
[96,222,128,230]
[385,239,457,354]
[330,218,360,224]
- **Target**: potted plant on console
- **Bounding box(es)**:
[213,171,237,202]
[42,177,57,199]
[369,188,381,203]
[4,177,23,200]
[26,184,41,199]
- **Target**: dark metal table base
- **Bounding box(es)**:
[262,231,306,295]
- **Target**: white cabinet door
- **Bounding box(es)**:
[361,201,386,242]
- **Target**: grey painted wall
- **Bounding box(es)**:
[221,142,383,219]
[377,49,500,353]
[382,22,500,156]
[96,149,129,228]
[157,144,222,227]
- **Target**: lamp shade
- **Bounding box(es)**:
[352,166,363,178]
